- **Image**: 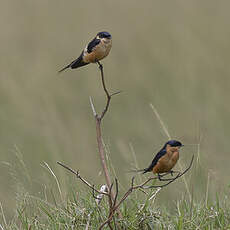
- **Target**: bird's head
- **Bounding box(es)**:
[166,140,184,148]
[162,140,184,152]
[97,31,112,40]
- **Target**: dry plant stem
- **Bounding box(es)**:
[95,62,123,223]
[57,162,108,196]
[93,62,121,204]
[97,62,111,120]
[95,118,113,195]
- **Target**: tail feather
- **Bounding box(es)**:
[58,64,71,73]
[127,168,148,174]
[58,53,89,73]
[70,54,89,69]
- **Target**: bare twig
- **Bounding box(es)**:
[95,62,121,120]
[57,162,108,196]
[89,61,121,218]
[97,62,111,120]
[94,118,113,196]
[113,179,119,207]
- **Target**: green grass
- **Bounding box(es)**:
[2,185,230,229]
[1,154,230,229]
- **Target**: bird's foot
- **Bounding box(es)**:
[158,174,162,181]
[170,170,181,176]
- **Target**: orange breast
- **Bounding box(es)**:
[83,40,112,63]
[152,151,179,174]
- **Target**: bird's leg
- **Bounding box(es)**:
[159,172,171,178]
[157,172,177,181]
[158,174,162,181]
[170,170,181,176]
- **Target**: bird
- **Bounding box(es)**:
[139,140,184,179]
[59,31,112,73]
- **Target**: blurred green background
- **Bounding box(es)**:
[1,0,230,220]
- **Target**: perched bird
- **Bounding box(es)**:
[140,140,184,178]
[59,31,112,73]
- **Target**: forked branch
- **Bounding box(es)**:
[89,62,121,206]
[57,155,194,230]
[57,161,108,196]
[96,61,121,121]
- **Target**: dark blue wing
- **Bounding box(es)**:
[87,38,100,53]
[58,51,88,72]
[143,149,167,173]
[70,51,89,69]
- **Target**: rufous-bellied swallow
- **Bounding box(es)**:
[59,31,112,73]
[140,140,184,178]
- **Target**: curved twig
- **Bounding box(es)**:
[144,154,194,189]
[57,161,108,196]
[113,179,119,207]
[97,62,110,120]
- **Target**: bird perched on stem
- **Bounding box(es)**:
[59,31,112,73]
[139,140,184,180]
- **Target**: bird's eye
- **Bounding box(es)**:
[98,32,111,39]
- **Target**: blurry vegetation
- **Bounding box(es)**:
[1,155,230,229]
[0,0,230,227]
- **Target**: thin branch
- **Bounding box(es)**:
[57,161,108,196]
[90,62,123,222]
[96,61,121,120]
[108,183,114,209]
[113,179,119,207]
[110,91,122,97]
[95,118,113,196]
[92,185,98,199]
[108,222,114,230]
[97,62,111,120]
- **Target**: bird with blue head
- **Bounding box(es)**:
[141,140,184,179]
[59,31,112,73]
